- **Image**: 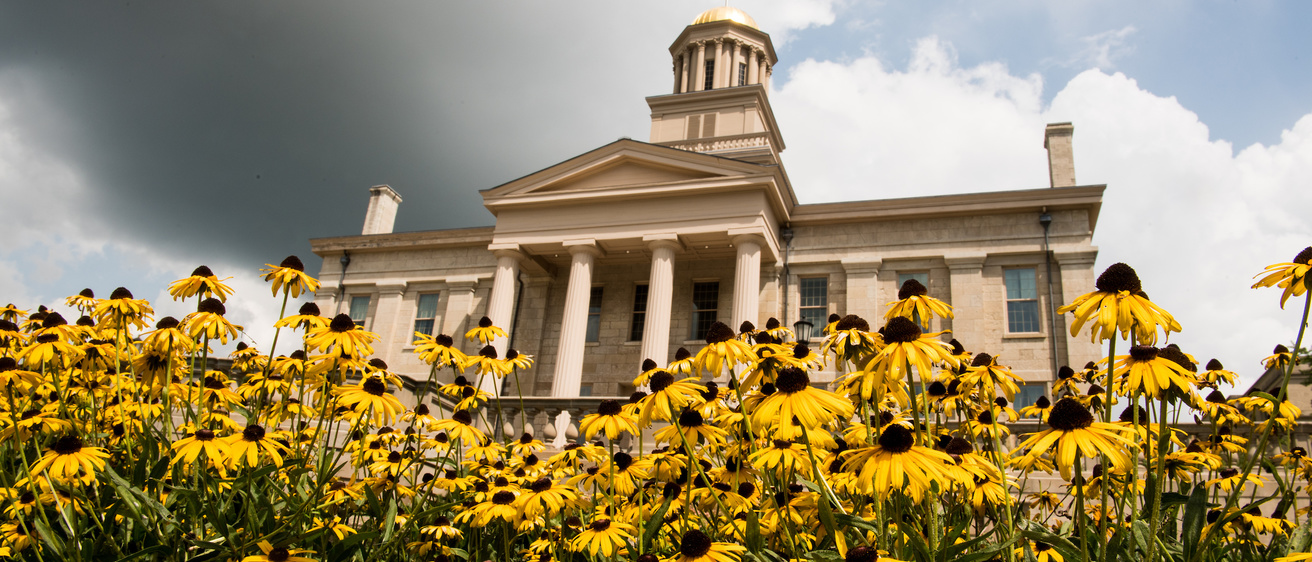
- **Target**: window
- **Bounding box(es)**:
[798,277,828,338]
[685,113,716,139]
[413,293,440,338]
[349,295,370,328]
[691,281,719,340]
[703,60,715,90]
[579,384,594,397]
[1005,268,1041,333]
[898,272,930,325]
[586,286,603,343]
[630,284,648,342]
[737,62,747,86]
[1014,383,1047,411]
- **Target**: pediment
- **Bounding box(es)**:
[533,158,717,193]
[482,139,775,201]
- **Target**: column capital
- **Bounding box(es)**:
[840,258,883,274]
[445,276,480,292]
[944,252,987,270]
[1054,250,1098,267]
[643,233,682,253]
[489,242,525,260]
[563,239,605,259]
[730,232,765,248]
[375,280,408,295]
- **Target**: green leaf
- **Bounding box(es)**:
[1158,492,1191,512]
[113,544,171,562]
[381,496,398,542]
[1251,391,1280,406]
[1018,527,1079,562]
[1290,517,1312,553]
[896,520,931,562]
[32,518,65,558]
[1181,481,1209,561]
[642,496,673,550]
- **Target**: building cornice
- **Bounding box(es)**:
[310,226,494,255]
[789,185,1105,232]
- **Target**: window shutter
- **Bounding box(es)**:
[702,113,717,138]
[686,115,702,139]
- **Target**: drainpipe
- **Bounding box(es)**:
[780,226,794,330]
[335,251,351,315]
[1039,212,1059,377]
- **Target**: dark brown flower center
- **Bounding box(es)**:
[477,316,493,328]
[329,313,355,332]
[878,424,915,453]
[492,490,515,504]
[613,451,633,471]
[197,298,225,315]
[945,437,974,455]
[1129,346,1159,362]
[1035,396,1051,409]
[678,409,704,427]
[705,322,735,344]
[835,314,870,332]
[1295,246,1312,265]
[739,321,755,334]
[363,377,387,396]
[1095,263,1142,293]
[278,255,305,271]
[846,546,878,562]
[1047,398,1094,431]
[679,530,712,558]
[479,345,497,359]
[53,434,84,455]
[649,371,675,393]
[898,278,928,299]
[883,317,921,344]
[674,347,692,361]
[1159,345,1196,371]
[452,410,473,425]
[775,367,810,394]
[195,429,216,441]
[267,547,290,562]
[110,287,133,300]
[242,425,266,441]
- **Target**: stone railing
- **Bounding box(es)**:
[660,132,770,154]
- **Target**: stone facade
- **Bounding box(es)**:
[309,8,1104,411]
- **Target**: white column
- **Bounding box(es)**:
[693,42,707,92]
[759,61,769,90]
[748,49,760,85]
[731,234,763,331]
[550,242,603,397]
[712,39,725,89]
[681,49,691,93]
[441,279,478,350]
[640,237,680,365]
[486,246,523,367]
[730,42,742,86]
[370,281,407,360]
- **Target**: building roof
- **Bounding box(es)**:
[691,6,759,30]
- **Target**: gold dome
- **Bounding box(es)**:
[691,6,759,30]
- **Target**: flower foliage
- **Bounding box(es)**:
[0,252,1307,562]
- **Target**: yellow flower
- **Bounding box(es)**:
[261,255,321,298]
[29,434,111,486]
[750,367,853,430]
[569,518,635,558]
[958,353,1024,401]
[1113,345,1198,400]
[635,371,705,427]
[693,322,758,377]
[0,303,28,323]
[855,317,957,401]
[465,316,507,344]
[578,400,640,440]
[334,376,406,425]
[464,345,512,379]
[223,424,291,468]
[64,288,99,314]
[170,429,231,472]
[181,298,243,344]
[1013,398,1135,481]
[413,332,468,370]
[432,410,485,446]
[1252,246,1312,308]
[839,424,953,500]
[821,314,882,362]
[1057,262,1180,344]
[169,265,235,302]
[92,287,154,330]
[274,301,330,332]
[305,314,379,357]
[242,540,316,562]
[885,278,954,329]
[670,528,746,562]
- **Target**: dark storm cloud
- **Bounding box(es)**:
[0,2,685,271]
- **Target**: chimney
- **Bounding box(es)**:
[361,185,402,235]
[1044,123,1076,188]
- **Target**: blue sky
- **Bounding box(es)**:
[0,1,1308,389]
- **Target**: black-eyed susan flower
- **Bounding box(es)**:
[750,367,853,430]
[1058,262,1181,344]
[169,265,235,303]
[241,540,316,562]
[0,522,34,552]
[335,376,406,425]
[958,353,1024,402]
[885,278,954,329]
[694,321,758,377]
[1113,345,1198,400]
[432,410,485,446]
[30,434,110,486]
[181,298,242,345]
[667,346,696,377]
[1013,398,1134,481]
[140,316,195,355]
[822,314,881,362]
[569,518,635,558]
[1206,467,1264,492]
[635,370,705,427]
[519,477,577,519]
[579,399,639,441]
[750,438,812,476]
[16,332,84,369]
[223,424,291,468]
[92,287,155,330]
[275,301,329,332]
[466,490,520,527]
[64,288,99,315]
[672,528,746,562]
[1252,246,1312,308]
[656,408,728,449]
[1014,541,1064,562]
[0,304,27,323]
[761,317,794,341]
[306,314,378,357]
[856,317,957,401]
[465,316,506,345]
[170,428,230,470]
[505,348,533,371]
[261,255,321,298]
[1197,358,1237,388]
[465,345,511,379]
[307,516,357,541]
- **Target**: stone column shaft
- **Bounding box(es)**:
[486,248,523,368]
[945,253,987,354]
[731,235,762,331]
[551,244,601,397]
[748,50,760,84]
[713,40,725,88]
[640,240,679,365]
[694,42,707,92]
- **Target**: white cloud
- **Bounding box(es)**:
[1072,25,1137,70]
[773,38,1312,390]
